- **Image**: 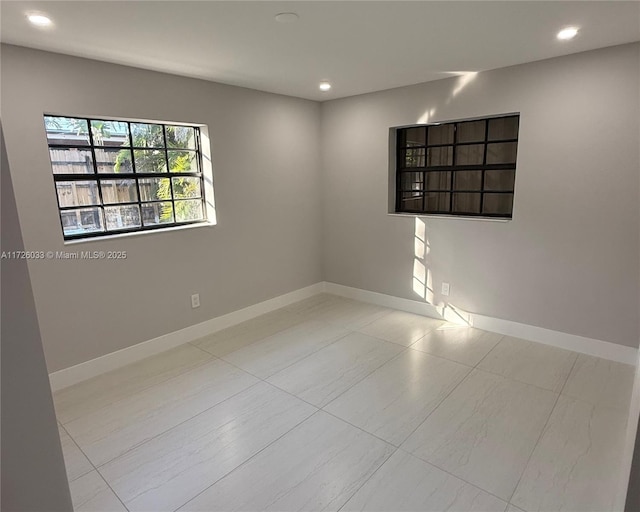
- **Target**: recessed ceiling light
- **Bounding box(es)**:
[557,27,579,40]
[275,12,299,23]
[319,81,332,92]
[27,13,53,27]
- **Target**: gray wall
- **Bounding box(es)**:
[321,43,640,348]
[2,42,639,377]
[1,123,73,511]
[1,44,323,372]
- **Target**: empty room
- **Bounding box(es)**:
[2,1,640,511]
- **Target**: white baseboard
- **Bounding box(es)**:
[324,282,638,365]
[323,282,443,318]
[50,280,637,391]
[49,282,324,391]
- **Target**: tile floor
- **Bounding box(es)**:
[54,293,636,512]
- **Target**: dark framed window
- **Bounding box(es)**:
[44,115,208,240]
[395,114,519,218]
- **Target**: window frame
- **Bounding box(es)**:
[394,113,519,219]
[45,115,210,241]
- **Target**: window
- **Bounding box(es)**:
[44,115,210,240]
[395,114,519,218]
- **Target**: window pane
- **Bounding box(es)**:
[486,142,517,164]
[134,149,167,173]
[457,120,486,143]
[400,192,423,212]
[166,126,197,150]
[175,199,204,222]
[96,148,133,174]
[399,127,426,147]
[400,172,424,192]
[483,193,513,215]
[91,120,130,147]
[488,116,519,141]
[100,179,138,204]
[49,148,94,174]
[56,180,100,207]
[168,150,199,172]
[485,170,515,191]
[452,192,481,213]
[456,144,484,165]
[404,148,425,168]
[104,204,141,231]
[141,202,174,226]
[428,124,454,145]
[453,170,482,191]
[424,192,451,212]
[426,146,453,167]
[131,123,164,148]
[60,207,104,237]
[139,177,172,201]
[425,171,451,190]
[172,177,201,199]
[44,116,90,145]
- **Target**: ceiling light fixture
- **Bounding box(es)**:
[27,13,53,27]
[319,81,332,92]
[275,12,299,23]
[557,26,579,40]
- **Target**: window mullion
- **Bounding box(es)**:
[163,125,177,219]
[480,119,489,215]
[86,117,106,229]
[128,121,145,223]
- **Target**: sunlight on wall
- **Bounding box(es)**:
[417,107,437,125]
[412,218,472,327]
[200,129,218,224]
[416,72,478,126]
[430,71,479,107]
[441,303,473,326]
[412,218,434,304]
[452,72,478,97]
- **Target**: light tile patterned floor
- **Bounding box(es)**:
[54,293,635,512]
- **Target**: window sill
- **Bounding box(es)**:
[63,220,216,245]
[387,212,511,222]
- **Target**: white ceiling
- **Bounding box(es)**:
[2,1,639,101]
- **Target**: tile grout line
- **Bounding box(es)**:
[55,349,216,426]
[395,447,511,506]
[221,327,354,380]
[313,322,475,420]
[317,343,415,412]
[393,364,476,451]
[474,337,580,392]
[387,333,579,505]
[93,379,267,470]
[266,340,402,410]
[469,364,573,395]
[505,354,579,506]
[180,312,418,509]
[473,333,506,369]
[212,343,397,449]
[59,423,130,512]
[383,324,495,453]
[94,470,131,512]
[174,409,325,512]
[64,296,592,511]
[59,423,96,483]
[335,447,400,512]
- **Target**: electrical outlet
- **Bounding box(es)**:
[441,282,450,296]
[191,293,200,308]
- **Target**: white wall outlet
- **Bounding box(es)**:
[441,282,450,296]
[191,293,200,309]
